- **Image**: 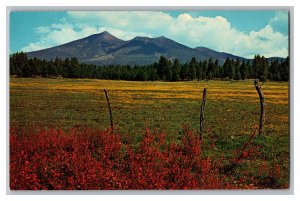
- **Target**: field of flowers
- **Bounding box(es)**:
[9,78,289,189]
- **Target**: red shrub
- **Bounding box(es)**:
[9,127,283,190]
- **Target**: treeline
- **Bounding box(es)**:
[10,52,289,82]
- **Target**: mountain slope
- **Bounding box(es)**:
[27,31,126,61]
[26,31,248,65]
[194,47,245,64]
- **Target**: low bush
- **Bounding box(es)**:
[10,127,285,190]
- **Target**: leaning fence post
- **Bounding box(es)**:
[200,88,207,139]
[103,89,113,132]
[254,80,265,135]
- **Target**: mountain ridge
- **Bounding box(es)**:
[26,31,283,65]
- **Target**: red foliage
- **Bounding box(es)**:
[9,127,282,190]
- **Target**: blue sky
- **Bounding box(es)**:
[10,10,289,58]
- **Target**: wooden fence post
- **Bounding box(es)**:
[254,81,265,135]
[200,88,207,139]
[103,89,113,132]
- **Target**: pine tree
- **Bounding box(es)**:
[234,58,241,80]
[229,59,235,80]
[222,58,231,79]
[207,58,214,80]
[180,63,189,81]
[171,58,181,82]
[157,55,170,81]
[240,60,245,80]
[202,60,208,80]
[135,69,147,81]
[280,57,289,81]
[70,57,80,78]
[196,61,202,81]
[259,56,268,82]
[63,58,70,78]
[189,57,197,80]
[246,60,252,79]
[214,59,219,78]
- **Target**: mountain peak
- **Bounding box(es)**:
[99,31,112,36]
[101,30,109,34]
[88,31,122,42]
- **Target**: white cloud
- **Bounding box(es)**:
[21,42,49,52]
[22,11,289,58]
[21,23,100,52]
[35,26,51,34]
[21,22,153,52]
[269,11,289,35]
[243,25,288,58]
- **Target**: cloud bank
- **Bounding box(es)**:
[21,11,289,58]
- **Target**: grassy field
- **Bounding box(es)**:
[9,77,289,187]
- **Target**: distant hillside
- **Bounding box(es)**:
[26,31,283,65]
[194,47,244,64]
